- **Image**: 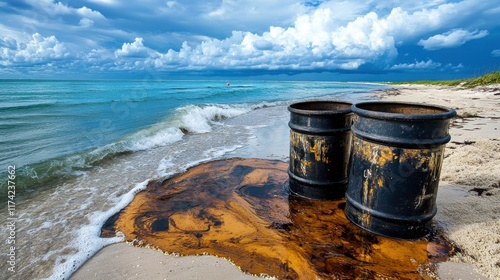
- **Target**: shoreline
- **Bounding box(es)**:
[71,84,499,280]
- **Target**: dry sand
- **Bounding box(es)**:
[71,84,499,280]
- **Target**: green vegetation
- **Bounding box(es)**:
[389,71,500,88]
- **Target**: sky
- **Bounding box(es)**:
[0,0,499,81]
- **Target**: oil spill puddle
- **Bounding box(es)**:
[102,158,454,279]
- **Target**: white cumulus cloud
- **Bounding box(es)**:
[3,0,500,77]
[1,33,69,66]
[118,2,474,72]
[418,29,489,50]
[114,38,157,58]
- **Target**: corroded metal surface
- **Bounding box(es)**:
[346,136,445,238]
[103,158,454,279]
[288,101,352,199]
[289,131,351,181]
[346,102,456,239]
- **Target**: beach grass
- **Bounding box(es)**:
[388,70,500,88]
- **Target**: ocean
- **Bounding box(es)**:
[0,80,386,279]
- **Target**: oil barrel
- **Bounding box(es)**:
[288,101,353,200]
[345,101,456,239]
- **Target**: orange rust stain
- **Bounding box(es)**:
[378,146,395,166]
[429,148,445,181]
[351,136,448,221]
[290,131,313,176]
[291,131,330,166]
[321,142,330,164]
[309,137,330,164]
[103,158,453,279]
[309,137,321,161]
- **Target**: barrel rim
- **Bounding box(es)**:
[352,101,456,121]
[288,100,352,116]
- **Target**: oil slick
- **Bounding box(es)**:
[102,158,454,279]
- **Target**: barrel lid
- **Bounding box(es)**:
[288,101,352,116]
[352,101,456,121]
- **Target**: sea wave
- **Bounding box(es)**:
[0,102,274,197]
[0,102,56,111]
[173,104,253,133]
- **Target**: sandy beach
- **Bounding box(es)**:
[71,84,499,280]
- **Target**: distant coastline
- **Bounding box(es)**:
[386,70,500,88]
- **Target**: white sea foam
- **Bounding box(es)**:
[156,157,177,177]
[121,104,253,151]
[244,124,269,129]
[38,109,254,280]
[176,104,253,133]
[47,180,149,280]
[203,145,243,158]
[128,127,184,151]
[5,102,268,196]
[50,136,249,280]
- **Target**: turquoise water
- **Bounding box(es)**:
[0,79,386,280]
[0,80,383,194]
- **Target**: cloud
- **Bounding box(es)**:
[390,60,464,72]
[0,36,17,49]
[87,0,118,6]
[390,59,442,70]
[76,6,106,20]
[25,0,105,19]
[2,0,500,77]
[166,1,177,8]
[124,8,388,72]
[205,0,302,24]
[418,29,489,50]
[253,39,274,51]
[25,0,72,16]
[118,2,481,72]
[79,18,95,28]
[492,49,500,57]
[114,38,156,58]
[1,33,69,66]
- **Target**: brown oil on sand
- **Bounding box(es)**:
[102,158,454,279]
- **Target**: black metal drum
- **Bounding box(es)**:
[288,101,353,200]
[345,101,456,239]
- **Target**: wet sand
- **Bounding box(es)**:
[71,84,499,280]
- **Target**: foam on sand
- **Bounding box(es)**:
[48,180,149,280]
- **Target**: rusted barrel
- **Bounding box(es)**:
[288,101,353,200]
[345,101,456,239]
